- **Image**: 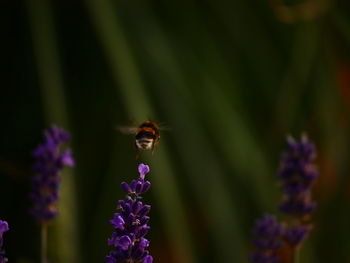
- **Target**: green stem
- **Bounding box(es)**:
[41,224,47,263]
[293,247,300,263]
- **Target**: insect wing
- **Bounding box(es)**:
[116,126,138,134]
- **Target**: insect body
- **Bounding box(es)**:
[117,120,161,156]
[135,121,160,151]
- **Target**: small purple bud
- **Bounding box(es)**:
[118,235,132,250]
[126,213,136,225]
[138,164,150,180]
[121,182,131,193]
[108,233,118,246]
[60,149,75,166]
[117,200,125,209]
[139,205,151,217]
[110,214,125,230]
[141,181,151,193]
[105,254,116,263]
[119,201,131,214]
[130,180,138,192]
[0,221,9,237]
[139,237,150,248]
[133,201,143,214]
[143,255,153,263]
[140,216,150,225]
[137,225,151,238]
[135,181,143,194]
[0,219,9,262]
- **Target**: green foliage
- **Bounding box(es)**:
[1,0,350,262]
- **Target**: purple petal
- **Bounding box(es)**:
[121,182,131,193]
[143,255,153,263]
[105,254,116,263]
[0,220,9,237]
[138,164,150,179]
[135,181,143,194]
[141,181,151,193]
[118,235,132,250]
[139,237,150,248]
[60,149,75,166]
[139,205,151,217]
[110,214,125,230]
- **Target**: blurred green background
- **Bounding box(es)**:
[1,0,350,262]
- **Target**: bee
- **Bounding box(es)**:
[117,120,162,156]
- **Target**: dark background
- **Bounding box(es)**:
[1,0,350,262]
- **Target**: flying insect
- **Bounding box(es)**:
[117,120,162,156]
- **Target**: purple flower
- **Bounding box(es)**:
[0,221,8,238]
[278,134,317,247]
[29,125,74,223]
[0,220,9,263]
[106,163,153,263]
[250,134,318,262]
[138,164,150,180]
[284,225,310,247]
[250,215,284,263]
[278,135,318,217]
[143,255,153,263]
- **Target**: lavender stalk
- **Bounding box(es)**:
[278,135,318,259]
[29,125,74,263]
[250,134,318,263]
[106,163,153,263]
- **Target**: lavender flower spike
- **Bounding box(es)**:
[278,134,318,218]
[278,134,318,247]
[250,214,284,263]
[29,125,74,223]
[0,220,9,263]
[106,163,153,263]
